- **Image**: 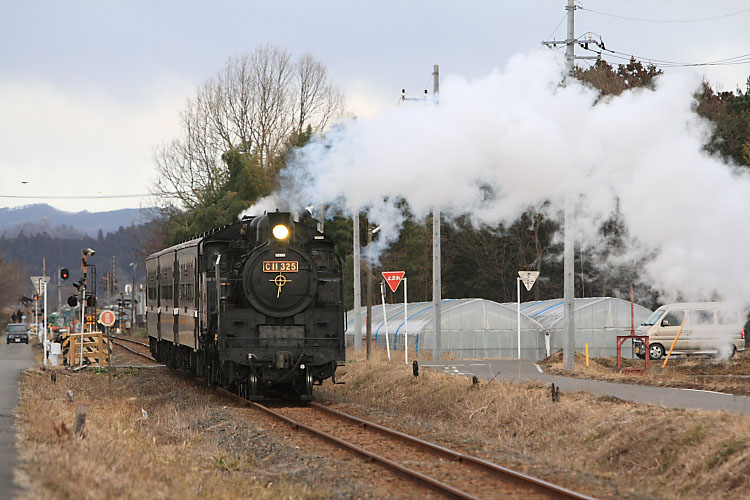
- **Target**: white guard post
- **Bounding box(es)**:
[517,277,521,360]
[43,280,48,368]
[403,278,408,365]
[380,281,391,361]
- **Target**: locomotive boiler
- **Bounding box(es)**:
[146,211,345,399]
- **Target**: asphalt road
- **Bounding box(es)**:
[421,359,750,415]
[0,333,34,500]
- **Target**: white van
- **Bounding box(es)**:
[633,302,745,360]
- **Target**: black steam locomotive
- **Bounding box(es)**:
[146,211,345,399]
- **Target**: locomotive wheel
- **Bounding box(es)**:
[299,368,314,401]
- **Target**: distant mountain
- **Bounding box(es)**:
[0,204,152,238]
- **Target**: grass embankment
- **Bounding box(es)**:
[542,350,750,396]
[15,368,317,500]
[322,350,750,500]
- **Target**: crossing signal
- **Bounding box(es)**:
[60,268,70,280]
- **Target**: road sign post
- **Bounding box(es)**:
[382,272,408,364]
[379,281,391,361]
[517,271,540,360]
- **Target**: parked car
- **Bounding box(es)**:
[633,302,744,359]
[6,323,29,344]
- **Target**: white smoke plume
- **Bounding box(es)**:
[251,49,750,310]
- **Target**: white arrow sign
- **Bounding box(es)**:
[30,275,51,295]
[518,271,539,291]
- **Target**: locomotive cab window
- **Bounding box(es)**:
[311,249,332,270]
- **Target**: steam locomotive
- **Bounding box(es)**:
[146,211,345,400]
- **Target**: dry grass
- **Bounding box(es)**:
[15,368,322,500]
[324,352,750,499]
[542,350,750,395]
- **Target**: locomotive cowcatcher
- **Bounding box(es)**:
[146,211,345,400]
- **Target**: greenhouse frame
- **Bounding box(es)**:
[346,297,653,360]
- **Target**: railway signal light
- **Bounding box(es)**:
[67,296,78,307]
[60,268,70,280]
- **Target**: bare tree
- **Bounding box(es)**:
[153,45,345,210]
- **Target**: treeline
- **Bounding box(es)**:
[150,48,750,310]
[0,223,155,304]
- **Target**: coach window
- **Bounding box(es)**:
[147,271,158,301]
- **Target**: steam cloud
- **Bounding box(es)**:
[245,50,750,310]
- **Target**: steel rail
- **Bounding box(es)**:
[109,335,150,348]
[214,387,475,499]
[110,339,158,363]
[216,387,594,499]
[310,402,595,500]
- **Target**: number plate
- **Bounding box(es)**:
[263,261,299,273]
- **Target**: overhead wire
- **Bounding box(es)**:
[545,13,568,41]
[579,6,750,23]
[599,48,750,68]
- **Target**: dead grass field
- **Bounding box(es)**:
[321,349,750,500]
[15,367,326,500]
[14,343,750,500]
[541,350,750,396]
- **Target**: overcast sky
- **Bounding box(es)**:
[1,0,748,213]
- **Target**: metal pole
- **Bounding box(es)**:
[563,197,576,371]
[432,65,442,362]
[366,221,373,361]
[353,214,362,351]
[562,0,576,372]
[80,286,85,368]
[566,0,576,74]
[380,281,390,361]
[403,278,408,365]
[57,265,61,313]
[517,278,521,360]
[43,280,48,368]
[132,263,137,331]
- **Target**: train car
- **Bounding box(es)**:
[146,211,345,400]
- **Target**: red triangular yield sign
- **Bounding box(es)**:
[382,271,405,293]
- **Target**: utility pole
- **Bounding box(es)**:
[57,264,62,313]
[366,220,373,361]
[353,214,362,352]
[563,1,576,372]
[432,64,442,361]
[400,64,443,360]
[542,0,603,372]
[130,262,137,331]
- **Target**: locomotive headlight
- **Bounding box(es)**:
[272,224,289,240]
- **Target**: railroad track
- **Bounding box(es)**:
[217,387,595,500]
[109,335,158,363]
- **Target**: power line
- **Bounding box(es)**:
[580,6,750,23]
[592,46,750,68]
[545,13,568,41]
[0,193,176,200]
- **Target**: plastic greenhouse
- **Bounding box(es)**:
[346,297,652,360]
